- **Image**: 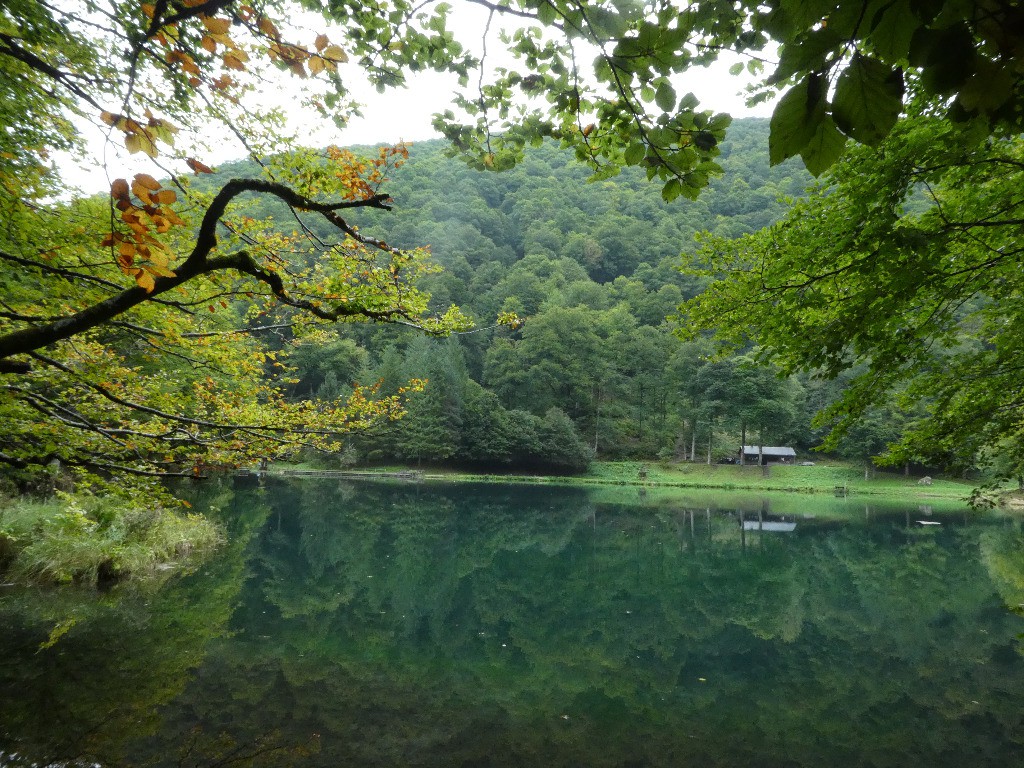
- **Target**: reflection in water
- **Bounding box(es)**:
[1,478,1023,767]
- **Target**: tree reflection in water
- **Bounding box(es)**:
[1,478,1022,767]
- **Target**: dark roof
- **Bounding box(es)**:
[740,446,796,457]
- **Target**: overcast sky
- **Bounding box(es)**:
[64,8,777,194]
[332,54,774,149]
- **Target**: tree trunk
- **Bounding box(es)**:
[707,431,712,465]
[637,381,644,440]
[740,423,746,465]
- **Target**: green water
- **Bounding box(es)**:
[2,477,1024,767]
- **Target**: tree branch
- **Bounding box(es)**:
[0,179,398,364]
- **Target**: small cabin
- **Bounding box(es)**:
[740,446,796,465]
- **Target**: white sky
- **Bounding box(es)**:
[62,7,777,195]
[332,55,774,148]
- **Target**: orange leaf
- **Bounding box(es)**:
[315,33,329,51]
[155,189,177,204]
[110,178,129,199]
[186,157,214,174]
[201,35,217,53]
[163,208,187,225]
[223,53,246,71]
[134,173,161,190]
[258,16,279,38]
[131,179,154,204]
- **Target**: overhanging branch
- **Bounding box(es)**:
[0,179,399,365]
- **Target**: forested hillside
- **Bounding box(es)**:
[206,118,895,472]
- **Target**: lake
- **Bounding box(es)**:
[1,477,1023,767]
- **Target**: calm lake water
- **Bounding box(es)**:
[2,478,1023,767]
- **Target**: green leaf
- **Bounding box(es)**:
[869,0,918,62]
[624,141,646,165]
[958,60,1015,112]
[678,92,700,111]
[768,74,825,165]
[661,177,683,202]
[799,115,847,176]
[767,27,842,85]
[587,7,627,40]
[655,79,676,112]
[536,2,558,26]
[832,54,905,145]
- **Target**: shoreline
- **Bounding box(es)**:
[247,460,981,504]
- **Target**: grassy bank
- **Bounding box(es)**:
[0,494,223,586]
[271,459,979,503]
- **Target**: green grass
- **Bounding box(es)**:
[583,460,975,498]
[266,458,980,504]
[0,494,223,586]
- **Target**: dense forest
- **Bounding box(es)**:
[196,119,902,472]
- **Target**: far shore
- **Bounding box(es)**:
[252,459,989,505]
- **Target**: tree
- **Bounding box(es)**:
[4,0,1022,495]
[677,114,1024,477]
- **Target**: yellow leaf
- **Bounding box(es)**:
[100,111,119,126]
[308,56,325,76]
[315,33,329,52]
[155,189,177,204]
[132,132,158,158]
[323,44,347,63]
[202,16,231,35]
[148,264,177,278]
[135,269,156,293]
[201,35,217,53]
[125,133,143,154]
[223,53,246,71]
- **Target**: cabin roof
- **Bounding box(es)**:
[740,446,796,457]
